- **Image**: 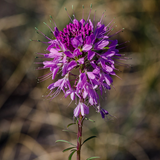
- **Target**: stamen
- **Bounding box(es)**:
[82,5,84,19]
[109,28,125,38]
[116,40,130,46]
[35,67,47,70]
[29,39,48,45]
[64,7,73,22]
[114,61,131,68]
[35,27,52,41]
[38,72,52,82]
[72,5,76,19]
[100,10,106,23]
[49,15,57,27]
[106,17,116,30]
[117,46,126,50]
[87,4,92,22]
[38,72,52,78]
[43,22,54,34]
[106,22,116,35]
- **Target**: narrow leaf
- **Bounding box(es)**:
[68,150,77,160]
[62,129,76,134]
[86,156,100,160]
[56,140,76,146]
[85,118,95,122]
[67,123,76,128]
[63,147,76,152]
[82,136,97,146]
[76,118,80,124]
[78,136,81,143]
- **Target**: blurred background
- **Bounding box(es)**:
[0,0,160,160]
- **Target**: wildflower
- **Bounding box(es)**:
[35,5,128,118]
[74,102,89,117]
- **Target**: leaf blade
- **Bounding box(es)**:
[62,129,77,134]
[68,149,77,160]
[56,140,76,146]
[63,147,76,152]
[82,136,97,146]
[85,118,95,122]
[86,156,100,160]
[67,123,76,128]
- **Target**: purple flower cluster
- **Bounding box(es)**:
[35,7,127,119]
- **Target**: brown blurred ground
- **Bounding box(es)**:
[0,0,160,160]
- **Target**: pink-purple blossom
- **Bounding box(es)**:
[35,6,128,119]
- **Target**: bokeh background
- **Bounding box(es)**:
[0,0,160,160]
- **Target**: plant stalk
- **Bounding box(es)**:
[77,114,83,160]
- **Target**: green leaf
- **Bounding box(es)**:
[67,123,76,128]
[68,149,77,160]
[76,118,80,124]
[82,136,97,146]
[78,136,81,143]
[62,129,76,134]
[63,147,76,152]
[85,118,95,123]
[56,140,76,146]
[86,156,100,160]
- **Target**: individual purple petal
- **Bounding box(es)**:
[71,37,80,48]
[65,89,72,98]
[70,92,75,101]
[105,65,113,73]
[81,103,89,116]
[54,27,59,37]
[87,50,95,60]
[86,34,95,44]
[94,39,109,50]
[73,48,82,57]
[50,48,61,55]
[51,67,59,80]
[95,24,105,36]
[102,50,115,58]
[63,55,67,63]
[48,79,62,90]
[109,39,118,49]
[43,61,57,68]
[54,79,64,87]
[76,73,87,91]
[89,19,93,31]
[46,40,60,51]
[64,51,74,58]
[87,72,95,79]
[67,61,77,71]
[83,89,88,99]
[76,36,83,45]
[77,57,84,64]
[82,44,92,52]
[100,108,109,119]
[73,19,79,25]
[103,83,111,90]
[93,67,100,75]
[100,59,113,73]
[74,104,80,117]
[80,19,85,25]
[104,73,113,85]
[62,63,68,76]
[71,36,83,48]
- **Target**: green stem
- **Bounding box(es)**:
[77,114,83,160]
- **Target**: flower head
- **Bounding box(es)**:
[35,5,128,118]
